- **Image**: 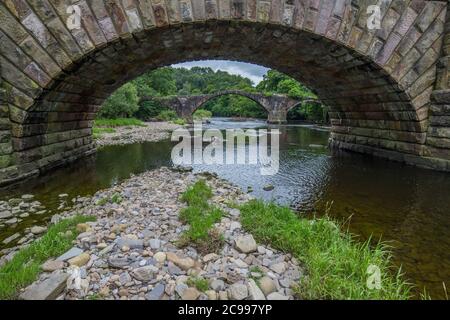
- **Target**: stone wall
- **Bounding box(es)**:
[146,90,301,123]
[0,1,449,185]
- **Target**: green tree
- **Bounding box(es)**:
[98,83,139,119]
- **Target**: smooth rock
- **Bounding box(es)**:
[259,276,277,296]
[146,283,165,300]
[205,290,217,300]
[42,260,64,272]
[270,262,286,274]
[228,283,248,300]
[0,211,13,219]
[117,238,144,249]
[181,287,200,300]
[248,279,266,300]
[57,247,83,261]
[68,253,90,267]
[2,233,20,244]
[166,252,195,271]
[235,235,257,253]
[153,252,166,263]
[19,271,69,300]
[210,279,225,291]
[30,226,47,235]
[149,238,161,249]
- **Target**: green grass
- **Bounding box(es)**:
[0,215,96,299]
[94,118,145,128]
[179,180,224,253]
[172,118,186,125]
[239,200,412,300]
[93,127,116,139]
[186,277,209,292]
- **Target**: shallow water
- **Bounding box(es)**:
[1,118,449,299]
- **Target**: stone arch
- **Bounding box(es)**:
[191,90,272,115]
[0,0,448,184]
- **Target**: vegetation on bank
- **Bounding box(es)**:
[0,215,96,299]
[239,200,412,300]
[178,180,224,253]
[97,66,328,123]
[94,118,145,127]
[92,118,145,139]
[193,109,213,121]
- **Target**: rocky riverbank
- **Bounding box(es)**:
[95,122,182,148]
[12,167,302,300]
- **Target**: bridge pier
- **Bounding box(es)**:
[267,109,288,124]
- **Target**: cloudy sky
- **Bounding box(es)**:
[172,60,269,85]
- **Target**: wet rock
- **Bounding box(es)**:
[0,211,13,219]
[117,237,144,250]
[31,226,47,235]
[21,194,34,200]
[2,233,20,244]
[263,184,274,191]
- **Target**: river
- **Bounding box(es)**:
[0,118,449,299]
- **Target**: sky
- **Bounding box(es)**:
[172,60,270,85]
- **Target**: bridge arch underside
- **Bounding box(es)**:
[0,1,448,184]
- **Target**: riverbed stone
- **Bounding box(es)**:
[68,253,90,267]
[30,226,47,235]
[228,283,248,300]
[42,260,64,272]
[235,235,257,253]
[259,276,277,296]
[57,247,83,261]
[248,279,266,300]
[19,271,69,300]
[181,287,200,300]
[131,266,158,282]
[146,283,165,300]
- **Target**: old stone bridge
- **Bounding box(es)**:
[0,0,450,185]
[141,90,318,123]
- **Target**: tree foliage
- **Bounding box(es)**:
[98,66,328,123]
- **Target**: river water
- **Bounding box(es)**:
[0,118,449,299]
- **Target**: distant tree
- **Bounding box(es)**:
[98,83,139,119]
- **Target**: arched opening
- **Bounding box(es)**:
[0,0,446,183]
[194,93,268,121]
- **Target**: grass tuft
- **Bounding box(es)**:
[0,215,95,299]
[94,118,145,127]
[239,200,412,300]
[186,277,209,292]
[178,180,224,253]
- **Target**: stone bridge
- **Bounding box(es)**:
[141,90,317,123]
[0,0,450,185]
